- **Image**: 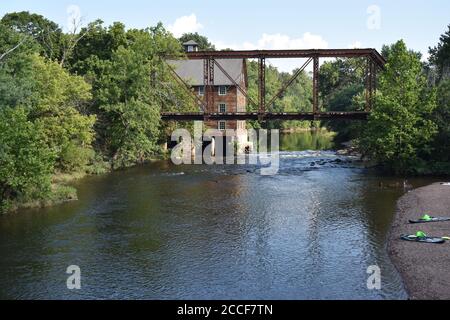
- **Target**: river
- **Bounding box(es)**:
[0,131,441,299]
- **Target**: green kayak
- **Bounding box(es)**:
[408,214,450,224]
[409,217,450,224]
[400,234,446,244]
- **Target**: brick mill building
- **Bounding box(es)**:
[169,41,248,132]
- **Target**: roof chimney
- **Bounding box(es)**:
[183,40,199,52]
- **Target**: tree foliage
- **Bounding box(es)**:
[178,32,215,51]
[0,107,56,212]
[1,11,64,61]
[72,22,192,168]
[429,24,450,81]
[360,40,437,174]
[28,54,96,172]
[246,60,313,129]
[318,58,366,141]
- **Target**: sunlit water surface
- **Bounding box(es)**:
[0,131,440,299]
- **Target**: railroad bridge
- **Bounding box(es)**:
[161,48,386,122]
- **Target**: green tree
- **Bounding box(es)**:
[68,20,128,74]
[318,58,367,141]
[319,58,365,108]
[96,43,161,168]
[29,54,96,172]
[0,24,38,107]
[360,40,437,174]
[0,107,56,212]
[95,24,189,168]
[430,79,450,170]
[178,32,215,51]
[1,11,64,61]
[245,61,313,129]
[429,24,450,82]
[428,25,450,172]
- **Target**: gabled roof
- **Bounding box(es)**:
[167,59,245,86]
[182,40,199,46]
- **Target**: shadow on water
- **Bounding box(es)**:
[0,131,443,299]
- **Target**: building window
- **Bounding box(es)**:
[187,45,194,52]
[218,86,227,95]
[219,103,226,113]
[218,121,226,130]
[198,86,204,96]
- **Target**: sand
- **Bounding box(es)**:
[388,182,450,299]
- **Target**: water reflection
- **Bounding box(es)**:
[0,131,440,299]
[280,131,335,151]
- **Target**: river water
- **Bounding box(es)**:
[0,131,440,299]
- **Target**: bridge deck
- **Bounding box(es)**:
[185,48,386,68]
[161,112,370,121]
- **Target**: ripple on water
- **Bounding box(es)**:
[0,147,408,299]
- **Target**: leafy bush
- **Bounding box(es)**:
[360,41,438,174]
[28,54,96,173]
[0,107,56,212]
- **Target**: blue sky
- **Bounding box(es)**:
[1,1,449,71]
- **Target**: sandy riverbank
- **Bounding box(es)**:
[388,182,450,299]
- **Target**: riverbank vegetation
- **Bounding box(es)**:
[1,11,449,212]
[321,33,450,175]
[0,12,194,212]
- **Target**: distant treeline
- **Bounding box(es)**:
[1,12,450,212]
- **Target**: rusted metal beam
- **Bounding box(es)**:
[266,57,313,109]
[161,111,370,121]
[164,48,386,119]
[203,58,208,108]
[203,57,215,120]
[313,56,319,115]
[185,49,386,68]
[258,57,266,119]
[213,59,258,108]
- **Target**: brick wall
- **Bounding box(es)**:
[197,85,241,130]
[194,74,247,131]
[236,79,247,112]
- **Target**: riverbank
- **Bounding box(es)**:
[388,182,450,299]
[2,172,86,214]
[1,155,172,215]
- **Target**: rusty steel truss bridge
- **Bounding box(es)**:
[161,48,386,122]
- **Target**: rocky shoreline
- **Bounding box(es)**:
[388,182,450,299]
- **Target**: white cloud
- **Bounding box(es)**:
[215,32,328,51]
[214,32,329,72]
[168,14,203,38]
[348,41,362,49]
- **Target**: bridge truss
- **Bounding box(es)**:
[162,48,386,122]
